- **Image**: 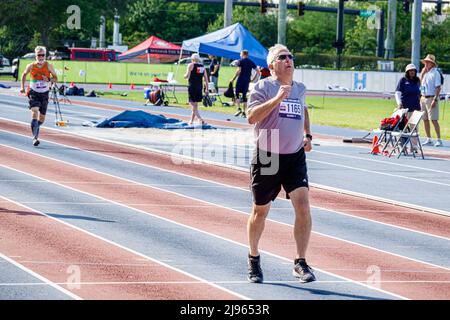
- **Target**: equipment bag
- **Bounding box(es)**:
[223,82,235,98]
[149,89,164,106]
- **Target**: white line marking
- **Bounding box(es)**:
[0,280,448,287]
[0,251,81,300]
[312,149,450,175]
[0,193,249,300]
[309,159,450,187]
[0,165,407,300]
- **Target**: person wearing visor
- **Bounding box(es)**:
[20,46,58,146]
[245,44,315,284]
[394,64,421,152]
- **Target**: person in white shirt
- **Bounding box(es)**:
[419,54,443,147]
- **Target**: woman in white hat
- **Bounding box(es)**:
[394,63,421,152]
[419,54,443,147]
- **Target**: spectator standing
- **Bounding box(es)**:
[184,53,209,125]
[231,50,260,118]
[208,54,220,93]
[419,54,443,147]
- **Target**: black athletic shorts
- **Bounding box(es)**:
[28,89,49,115]
[188,86,203,103]
[250,148,309,205]
[235,84,249,102]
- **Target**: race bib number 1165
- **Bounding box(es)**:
[279,99,303,120]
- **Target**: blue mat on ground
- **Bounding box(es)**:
[0,83,11,89]
[94,110,215,129]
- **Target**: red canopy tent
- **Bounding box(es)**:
[118,35,188,63]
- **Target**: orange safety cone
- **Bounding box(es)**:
[130,83,134,90]
[371,135,380,155]
[108,83,112,89]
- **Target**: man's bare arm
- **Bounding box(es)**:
[20,63,33,92]
[231,67,241,82]
[184,63,193,79]
[247,85,291,124]
[48,64,58,83]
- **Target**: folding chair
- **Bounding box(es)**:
[150,72,178,104]
[371,108,408,155]
[207,82,222,105]
[388,110,425,159]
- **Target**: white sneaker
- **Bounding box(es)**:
[435,140,443,147]
[423,138,433,146]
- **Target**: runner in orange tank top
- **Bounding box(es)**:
[20,46,58,146]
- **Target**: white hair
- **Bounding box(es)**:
[34,46,47,54]
[191,53,201,62]
[267,44,289,67]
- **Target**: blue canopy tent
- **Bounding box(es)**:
[181,23,268,67]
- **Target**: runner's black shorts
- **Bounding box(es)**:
[250,148,309,206]
[28,89,49,115]
[188,86,203,103]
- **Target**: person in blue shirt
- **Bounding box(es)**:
[230,50,260,118]
[394,64,421,152]
[419,54,443,147]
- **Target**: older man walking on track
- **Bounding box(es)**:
[245,44,315,284]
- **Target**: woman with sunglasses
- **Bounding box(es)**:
[20,46,58,146]
[245,44,315,284]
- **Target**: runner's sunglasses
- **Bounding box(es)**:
[275,54,294,62]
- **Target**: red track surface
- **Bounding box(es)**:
[1,139,449,299]
[2,119,449,239]
[0,197,239,300]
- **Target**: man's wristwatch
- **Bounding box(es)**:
[305,134,313,140]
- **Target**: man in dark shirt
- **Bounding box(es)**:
[231,50,260,118]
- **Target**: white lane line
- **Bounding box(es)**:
[0,252,81,300]
[2,134,449,241]
[310,182,450,218]
[0,98,108,122]
[3,146,449,275]
[309,159,450,187]
[311,203,450,242]
[0,165,406,300]
[0,280,448,287]
[0,193,249,300]
[311,149,450,174]
[3,201,219,207]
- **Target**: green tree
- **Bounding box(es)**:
[124,0,222,45]
[207,6,277,49]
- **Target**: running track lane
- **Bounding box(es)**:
[1,145,449,299]
[1,119,449,239]
[0,197,240,300]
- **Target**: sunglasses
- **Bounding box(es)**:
[275,54,294,62]
[37,54,45,57]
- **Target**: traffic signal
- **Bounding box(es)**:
[260,0,268,14]
[402,0,410,13]
[436,1,442,15]
[298,1,305,16]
